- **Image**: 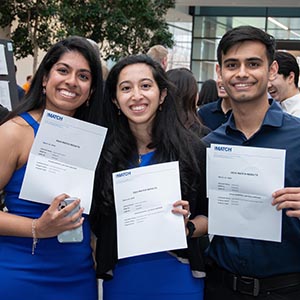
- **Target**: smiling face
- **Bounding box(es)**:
[43,51,92,116]
[268,73,294,102]
[216,76,229,100]
[114,63,166,131]
[218,40,277,105]
[268,74,289,102]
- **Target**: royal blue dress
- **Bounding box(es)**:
[0,112,97,300]
[102,152,204,300]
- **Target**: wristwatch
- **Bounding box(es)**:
[186,221,196,239]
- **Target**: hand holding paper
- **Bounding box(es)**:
[207,144,285,242]
[20,110,107,213]
[113,161,187,259]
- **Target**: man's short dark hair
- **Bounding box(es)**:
[275,51,299,88]
[217,25,276,67]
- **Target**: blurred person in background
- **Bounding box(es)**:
[197,79,218,107]
[268,51,300,116]
[147,44,169,71]
[197,76,232,130]
[14,65,25,101]
[22,74,32,94]
[167,67,210,137]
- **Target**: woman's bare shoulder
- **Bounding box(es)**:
[0,116,31,140]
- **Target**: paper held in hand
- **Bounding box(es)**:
[207,143,285,242]
[113,161,187,259]
[20,109,107,213]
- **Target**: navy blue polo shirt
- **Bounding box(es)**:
[202,99,300,277]
[197,98,231,130]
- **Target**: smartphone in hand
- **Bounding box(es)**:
[57,197,83,243]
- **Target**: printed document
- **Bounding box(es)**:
[0,44,8,75]
[0,81,11,109]
[20,109,107,213]
[113,161,187,259]
[207,144,285,242]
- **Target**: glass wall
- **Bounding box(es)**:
[167,21,192,70]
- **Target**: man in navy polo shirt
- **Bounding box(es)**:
[203,25,300,300]
[197,76,232,130]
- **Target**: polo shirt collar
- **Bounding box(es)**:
[211,98,223,113]
[225,99,284,132]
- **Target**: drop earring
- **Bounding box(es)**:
[42,87,46,95]
[86,100,90,107]
[118,109,121,116]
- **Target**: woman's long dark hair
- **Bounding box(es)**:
[1,36,103,125]
[197,79,218,107]
[166,68,209,137]
[91,55,206,221]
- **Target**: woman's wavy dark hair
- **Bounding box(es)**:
[91,54,206,219]
[1,36,103,125]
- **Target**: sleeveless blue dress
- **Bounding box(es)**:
[102,152,204,300]
[0,112,97,300]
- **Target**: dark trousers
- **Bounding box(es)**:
[204,267,300,300]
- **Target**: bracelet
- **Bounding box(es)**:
[31,219,39,255]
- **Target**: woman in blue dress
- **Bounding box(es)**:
[91,54,208,300]
[0,36,103,300]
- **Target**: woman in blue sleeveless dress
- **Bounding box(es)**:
[0,36,104,300]
[91,55,208,300]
